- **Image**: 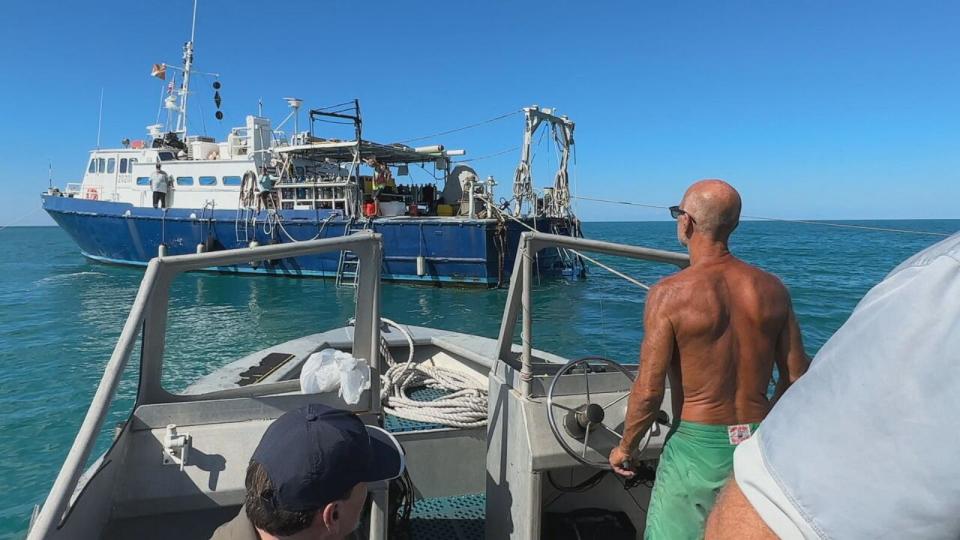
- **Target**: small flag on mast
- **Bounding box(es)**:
[151,63,166,80]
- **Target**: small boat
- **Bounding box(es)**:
[27,230,690,539]
[41,3,584,287]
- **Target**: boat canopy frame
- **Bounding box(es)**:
[28,232,385,540]
[277,139,447,165]
[495,232,690,398]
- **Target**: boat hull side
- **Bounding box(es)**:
[42,196,570,286]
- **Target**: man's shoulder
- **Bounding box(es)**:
[651,259,787,304]
[647,272,689,308]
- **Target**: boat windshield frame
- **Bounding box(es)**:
[495,232,690,398]
[29,232,384,538]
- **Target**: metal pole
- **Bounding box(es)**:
[369,489,389,540]
[468,178,476,218]
[96,88,104,149]
[28,261,161,539]
[177,0,199,138]
[520,237,533,398]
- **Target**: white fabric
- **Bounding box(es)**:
[734,232,960,539]
[734,433,820,539]
[442,165,476,205]
[150,170,169,193]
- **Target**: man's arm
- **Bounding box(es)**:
[772,296,809,404]
[610,284,676,476]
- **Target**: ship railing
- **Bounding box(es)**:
[29,232,384,540]
[495,231,690,398]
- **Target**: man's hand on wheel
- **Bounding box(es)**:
[609,446,635,478]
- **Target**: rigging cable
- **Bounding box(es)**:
[398,110,522,144]
[455,145,521,163]
[0,207,44,233]
[570,195,952,238]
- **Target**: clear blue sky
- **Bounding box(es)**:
[1,0,958,225]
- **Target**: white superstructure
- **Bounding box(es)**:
[75,115,275,210]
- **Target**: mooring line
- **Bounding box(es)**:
[571,195,952,237]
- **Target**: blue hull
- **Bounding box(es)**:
[42,195,578,286]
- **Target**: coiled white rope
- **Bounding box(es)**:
[378,318,488,429]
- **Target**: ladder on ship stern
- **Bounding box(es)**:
[335,219,370,287]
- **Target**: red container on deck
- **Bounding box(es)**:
[408,204,420,216]
[364,202,377,217]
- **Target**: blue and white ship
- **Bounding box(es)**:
[42,10,583,286]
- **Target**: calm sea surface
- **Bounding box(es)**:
[0,220,956,537]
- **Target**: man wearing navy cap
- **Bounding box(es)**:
[211,404,405,540]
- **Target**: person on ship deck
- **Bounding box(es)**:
[150,162,172,209]
[608,179,810,539]
[257,167,276,213]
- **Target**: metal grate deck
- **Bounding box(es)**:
[384,386,452,433]
[409,493,485,540]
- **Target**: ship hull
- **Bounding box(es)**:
[42,195,578,286]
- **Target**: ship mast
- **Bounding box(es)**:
[174,0,199,139]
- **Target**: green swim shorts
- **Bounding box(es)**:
[644,420,760,540]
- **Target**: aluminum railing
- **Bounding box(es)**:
[29,232,383,539]
[495,232,690,397]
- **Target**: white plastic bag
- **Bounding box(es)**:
[299,349,341,394]
[299,348,371,405]
[335,353,371,405]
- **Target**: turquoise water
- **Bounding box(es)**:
[0,221,956,537]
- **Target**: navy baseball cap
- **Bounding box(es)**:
[251,404,405,511]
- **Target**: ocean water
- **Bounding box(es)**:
[0,220,956,538]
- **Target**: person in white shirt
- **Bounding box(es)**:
[150,163,171,209]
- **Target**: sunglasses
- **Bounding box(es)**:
[669,205,696,223]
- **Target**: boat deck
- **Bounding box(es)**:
[410,494,485,540]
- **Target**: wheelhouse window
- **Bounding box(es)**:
[176,176,194,186]
[136,177,151,186]
[158,152,175,161]
[88,159,96,174]
[107,158,115,174]
[119,159,128,174]
[199,176,217,186]
[222,176,242,186]
[96,158,106,173]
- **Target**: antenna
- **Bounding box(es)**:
[48,160,53,190]
[96,88,104,149]
[258,97,263,117]
[190,0,198,42]
[176,0,199,138]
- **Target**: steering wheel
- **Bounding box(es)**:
[546,356,652,469]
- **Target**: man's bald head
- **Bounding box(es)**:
[681,180,742,241]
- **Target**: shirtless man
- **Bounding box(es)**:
[608,179,809,539]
